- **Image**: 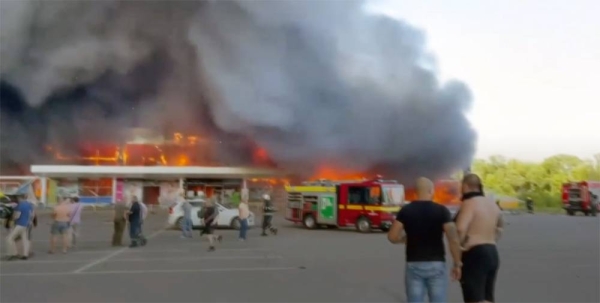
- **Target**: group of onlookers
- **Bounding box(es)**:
[3,193,151,260]
[3,195,83,260]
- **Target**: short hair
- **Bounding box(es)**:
[415,177,434,195]
[462,173,484,193]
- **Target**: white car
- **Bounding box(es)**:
[167,199,255,230]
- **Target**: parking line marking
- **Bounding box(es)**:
[72,229,165,274]
[1,266,299,277]
[1,255,284,265]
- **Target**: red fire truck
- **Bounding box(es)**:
[284,177,404,233]
[562,181,600,216]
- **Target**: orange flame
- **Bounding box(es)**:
[405,180,461,205]
[310,166,367,181]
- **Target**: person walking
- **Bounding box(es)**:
[112,199,128,246]
[455,173,503,303]
[238,199,250,241]
[261,194,278,236]
[4,195,34,260]
[127,196,143,248]
[49,198,72,254]
[387,177,462,303]
[200,198,222,251]
[181,195,193,238]
[68,196,83,249]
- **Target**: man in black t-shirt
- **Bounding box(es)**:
[201,198,222,252]
[388,177,462,303]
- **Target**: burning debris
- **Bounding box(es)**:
[0,0,476,181]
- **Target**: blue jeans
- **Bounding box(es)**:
[181,217,193,237]
[129,221,141,245]
[239,218,248,240]
[405,261,448,303]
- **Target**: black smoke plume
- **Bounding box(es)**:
[0,0,476,182]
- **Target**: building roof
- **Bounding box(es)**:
[30,165,283,179]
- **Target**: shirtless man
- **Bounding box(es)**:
[49,198,72,254]
[455,174,504,303]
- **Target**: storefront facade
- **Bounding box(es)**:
[30,165,282,206]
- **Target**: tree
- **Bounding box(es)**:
[471,153,599,208]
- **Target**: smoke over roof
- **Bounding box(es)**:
[0,0,476,181]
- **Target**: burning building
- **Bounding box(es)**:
[0,1,477,205]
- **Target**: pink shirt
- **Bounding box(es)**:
[70,203,83,224]
[238,203,250,219]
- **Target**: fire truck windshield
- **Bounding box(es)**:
[382,185,404,205]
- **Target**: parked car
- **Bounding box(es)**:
[167,198,255,230]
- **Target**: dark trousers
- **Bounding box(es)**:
[113,219,126,246]
[128,221,142,245]
[262,215,275,234]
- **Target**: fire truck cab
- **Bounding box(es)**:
[562,181,600,216]
[285,177,404,233]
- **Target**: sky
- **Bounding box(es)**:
[367,0,600,161]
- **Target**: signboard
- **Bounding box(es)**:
[115,179,124,202]
[47,179,57,205]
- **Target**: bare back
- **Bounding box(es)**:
[457,196,502,250]
[53,203,71,222]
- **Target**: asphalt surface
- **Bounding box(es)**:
[1,210,598,302]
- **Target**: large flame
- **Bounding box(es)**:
[309,165,368,181]
[48,132,273,167]
[404,180,461,205]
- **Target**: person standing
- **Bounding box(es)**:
[201,198,222,252]
[181,196,193,238]
[138,199,148,245]
[26,204,37,257]
[387,177,462,303]
[112,199,128,246]
[525,197,534,214]
[261,194,278,236]
[127,196,143,248]
[238,199,250,241]
[49,198,71,254]
[68,196,83,249]
[5,195,34,260]
[455,174,503,303]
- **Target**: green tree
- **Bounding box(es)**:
[471,153,599,208]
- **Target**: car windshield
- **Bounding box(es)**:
[382,185,404,205]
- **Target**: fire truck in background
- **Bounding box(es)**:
[562,181,600,216]
[284,176,404,233]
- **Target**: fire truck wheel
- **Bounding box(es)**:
[380,226,390,232]
[356,217,371,233]
[566,210,574,216]
[303,214,317,229]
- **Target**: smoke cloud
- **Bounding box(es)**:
[0,0,476,181]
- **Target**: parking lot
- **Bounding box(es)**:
[1,209,599,302]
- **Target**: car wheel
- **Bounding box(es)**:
[175,217,183,229]
[303,214,317,229]
[356,217,371,233]
[380,226,390,232]
[231,217,241,230]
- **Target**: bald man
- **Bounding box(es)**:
[455,174,503,303]
[388,177,462,303]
